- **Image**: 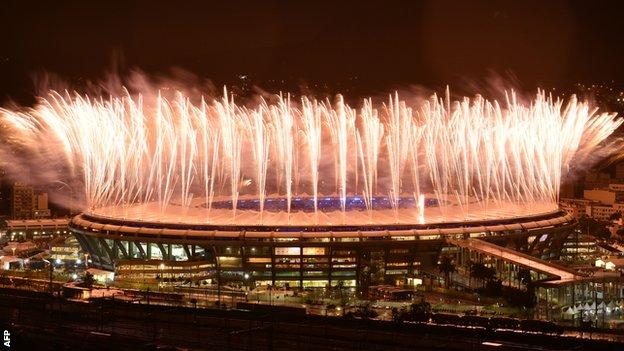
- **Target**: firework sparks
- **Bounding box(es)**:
[1,88,620,225]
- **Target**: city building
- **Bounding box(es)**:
[615,162,624,180]
[559,233,615,263]
[2,241,38,256]
[33,192,51,219]
[560,198,593,219]
[584,189,617,205]
[10,182,51,220]
[561,182,624,222]
[5,218,69,240]
[49,235,82,263]
[586,203,618,222]
[0,168,11,219]
[584,171,611,190]
[11,182,34,219]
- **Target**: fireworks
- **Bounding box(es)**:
[1,87,621,226]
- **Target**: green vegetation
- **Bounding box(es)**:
[437,255,457,287]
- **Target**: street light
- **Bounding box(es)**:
[159,263,165,292]
[268,284,273,305]
[243,273,250,293]
[43,259,54,292]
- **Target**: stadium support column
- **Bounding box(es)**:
[270,243,276,287]
[384,246,389,285]
[212,246,222,307]
[241,243,247,284]
[545,287,550,321]
[299,244,304,289]
[356,247,368,295]
[328,244,333,288]
[571,282,576,326]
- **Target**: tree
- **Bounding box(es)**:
[437,255,456,287]
[484,279,502,297]
[578,215,611,240]
[470,262,485,287]
[353,303,378,319]
[504,286,536,309]
[82,272,95,289]
[408,298,432,322]
[516,268,532,288]
[483,266,496,281]
[391,307,404,323]
[470,262,496,288]
[609,211,622,221]
[511,269,536,311]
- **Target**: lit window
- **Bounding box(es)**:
[302,247,325,255]
[275,247,301,256]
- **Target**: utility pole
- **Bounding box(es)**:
[48,261,53,292]
[42,259,53,293]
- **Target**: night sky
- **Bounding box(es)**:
[1,0,624,102]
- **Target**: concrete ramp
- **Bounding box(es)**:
[447,238,578,282]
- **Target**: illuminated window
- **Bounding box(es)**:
[392,236,415,241]
[302,247,325,255]
[218,256,242,267]
[275,247,301,256]
[387,262,408,267]
[303,271,324,276]
[386,269,408,275]
[331,279,355,287]
[303,280,329,288]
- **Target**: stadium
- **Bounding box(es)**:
[4,88,619,290]
[68,196,576,290]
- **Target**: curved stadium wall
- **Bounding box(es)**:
[69,210,575,289]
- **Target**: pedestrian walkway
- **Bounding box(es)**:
[447,238,579,282]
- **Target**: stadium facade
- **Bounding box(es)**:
[69,209,575,290]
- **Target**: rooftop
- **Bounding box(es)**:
[6,218,70,228]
